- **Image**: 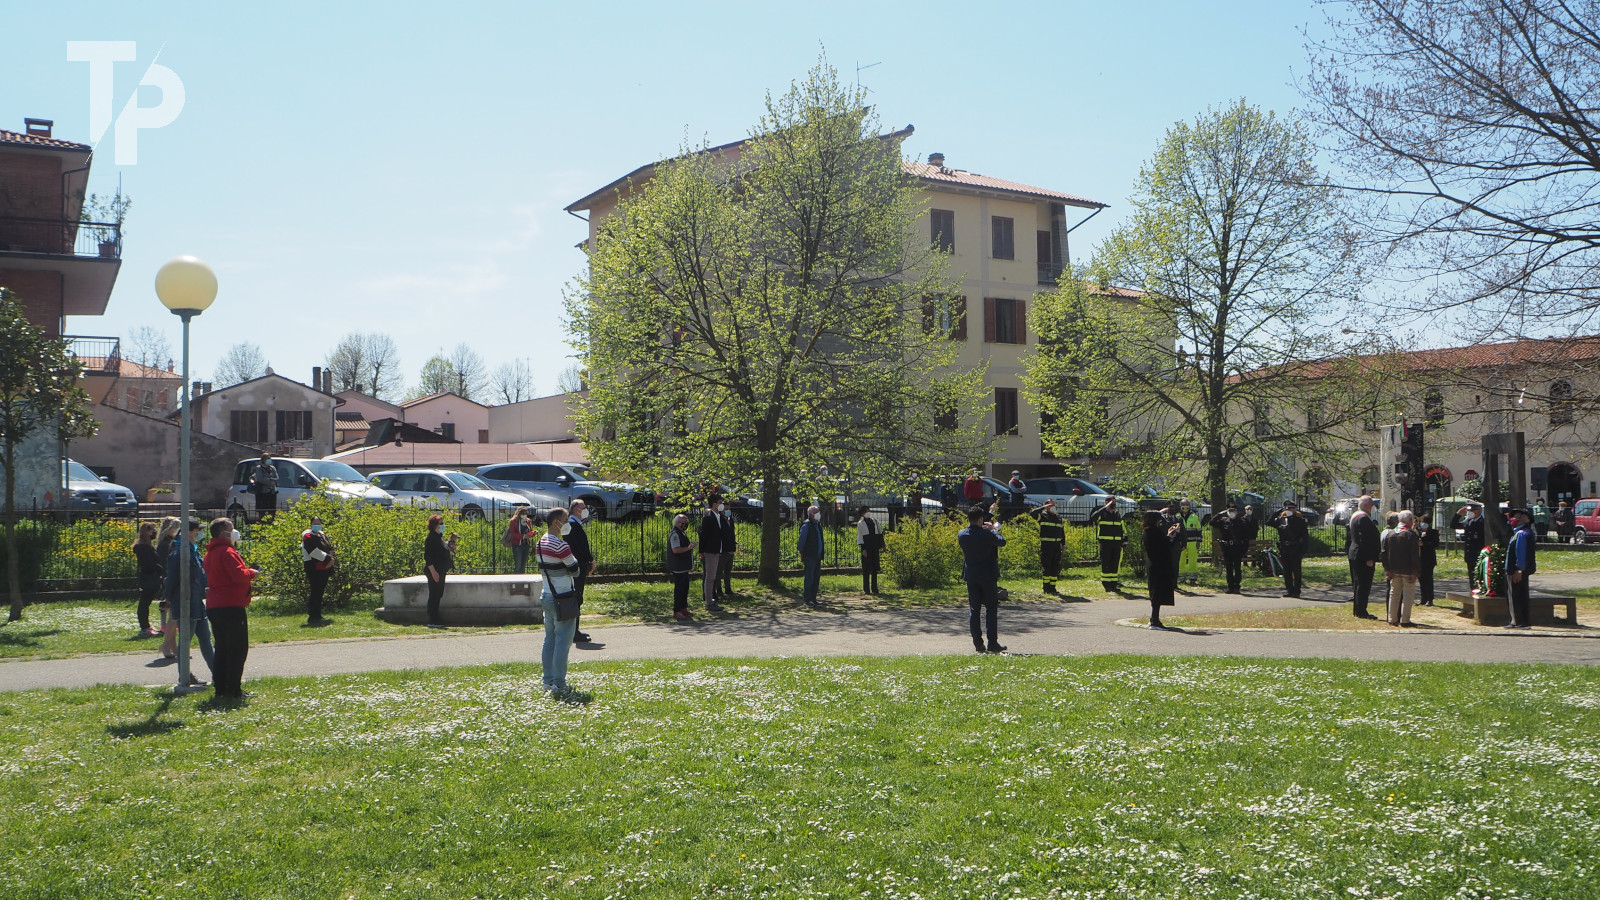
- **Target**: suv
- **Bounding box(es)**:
[476,462,655,520]
[227,457,393,517]
[1020,476,1140,524]
[62,459,138,516]
[368,469,529,519]
[1570,498,1600,543]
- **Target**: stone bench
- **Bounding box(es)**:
[377,574,544,626]
[1447,590,1578,627]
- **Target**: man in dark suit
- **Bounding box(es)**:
[566,500,596,644]
[699,495,727,612]
[1267,500,1308,597]
[1462,505,1485,593]
[1214,503,1249,594]
[718,503,738,598]
[957,507,1007,653]
[1347,495,1380,619]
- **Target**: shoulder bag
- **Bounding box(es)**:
[538,559,583,621]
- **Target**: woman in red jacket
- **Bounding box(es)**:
[203,516,258,700]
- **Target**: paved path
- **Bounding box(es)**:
[4,577,1597,692]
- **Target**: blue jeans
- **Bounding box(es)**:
[539,592,577,691]
[189,613,216,674]
[802,557,822,604]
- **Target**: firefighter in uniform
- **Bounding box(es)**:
[1032,499,1066,594]
[1179,500,1202,585]
[1089,496,1124,591]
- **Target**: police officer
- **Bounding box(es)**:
[1267,500,1308,597]
[1089,496,1124,591]
[1214,502,1249,593]
[1032,499,1066,595]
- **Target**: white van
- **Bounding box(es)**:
[226,457,394,517]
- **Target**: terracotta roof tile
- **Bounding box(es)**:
[0,129,92,152]
[903,161,1106,208]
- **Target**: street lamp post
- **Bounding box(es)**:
[156,257,218,694]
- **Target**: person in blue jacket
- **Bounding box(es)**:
[958,506,1007,653]
[797,504,826,607]
[162,518,215,687]
[1505,508,1538,629]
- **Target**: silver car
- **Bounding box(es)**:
[227,457,394,517]
[476,462,656,520]
[368,469,530,520]
[63,459,138,516]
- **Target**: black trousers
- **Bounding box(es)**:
[861,548,880,594]
[1350,560,1374,616]
[671,571,691,612]
[1466,546,1483,590]
[137,576,160,631]
[1223,549,1244,590]
[572,573,588,641]
[207,606,248,697]
[1419,565,1435,605]
[306,566,330,621]
[1508,571,1531,625]
[1041,543,1063,589]
[967,581,999,649]
[1098,541,1122,588]
[719,555,733,595]
[1280,549,1303,596]
[426,572,446,624]
[256,492,276,515]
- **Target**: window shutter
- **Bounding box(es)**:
[921,296,935,335]
[257,411,268,443]
[1014,298,1026,344]
[275,411,285,440]
[952,296,968,341]
[983,297,997,343]
[229,410,241,441]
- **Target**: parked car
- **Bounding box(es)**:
[368,469,529,519]
[727,479,797,523]
[1015,477,1140,525]
[62,459,138,516]
[475,462,655,520]
[1569,498,1600,544]
[226,457,394,517]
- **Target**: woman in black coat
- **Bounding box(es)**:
[1143,510,1183,628]
[423,514,454,629]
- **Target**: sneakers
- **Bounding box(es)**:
[573,632,592,644]
[986,644,1007,654]
[673,609,690,621]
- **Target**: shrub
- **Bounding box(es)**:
[999,516,1041,578]
[883,519,963,588]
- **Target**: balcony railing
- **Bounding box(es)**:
[0,216,122,259]
[66,335,121,376]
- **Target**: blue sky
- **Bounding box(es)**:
[1,1,1327,397]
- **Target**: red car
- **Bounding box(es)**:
[1569,498,1600,543]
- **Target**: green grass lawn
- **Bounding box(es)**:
[1,655,1597,898]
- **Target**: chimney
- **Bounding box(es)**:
[202,382,212,393]
[24,118,52,138]
[323,370,332,393]
[312,366,322,392]
[192,380,203,396]
[355,383,366,394]
[928,152,945,169]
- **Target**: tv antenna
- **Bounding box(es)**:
[856,60,881,90]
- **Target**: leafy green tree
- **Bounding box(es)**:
[1025,102,1377,509]
[0,290,98,620]
[566,60,987,585]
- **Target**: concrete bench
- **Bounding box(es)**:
[377,574,545,626]
[1447,590,1578,627]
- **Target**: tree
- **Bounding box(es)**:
[413,354,459,399]
[0,290,98,621]
[325,332,404,399]
[1303,0,1600,332]
[490,358,536,404]
[567,59,987,585]
[125,325,171,371]
[446,344,489,401]
[1025,102,1377,510]
[212,342,268,388]
[556,364,585,395]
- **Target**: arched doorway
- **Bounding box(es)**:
[1548,462,1582,505]
[1424,464,1452,503]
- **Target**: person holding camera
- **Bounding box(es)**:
[536,507,582,693]
[1143,510,1184,628]
[249,453,278,520]
[854,507,883,595]
[958,507,1007,653]
[301,516,336,626]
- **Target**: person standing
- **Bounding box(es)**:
[1214,503,1248,594]
[1532,497,1550,542]
[1554,500,1574,542]
[1505,508,1538,629]
[1382,510,1421,626]
[939,479,958,518]
[718,501,738,598]
[566,500,595,644]
[797,504,825,607]
[1007,470,1028,520]
[1462,504,1485,593]
[1347,495,1380,619]
[667,514,695,620]
[1178,501,1202,586]
[163,519,213,687]
[957,507,1007,652]
[131,521,163,638]
[855,507,883,595]
[423,514,452,629]
[154,516,181,650]
[249,453,279,520]
[962,468,985,506]
[699,495,727,612]
[1089,496,1125,591]
[1266,501,1308,597]
[1241,504,1260,545]
[301,516,335,626]
[203,517,258,700]
[535,507,581,692]
[505,508,533,575]
[1143,511,1184,628]
[1417,516,1440,606]
[1032,499,1066,595]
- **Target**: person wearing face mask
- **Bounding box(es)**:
[566,500,595,644]
[423,514,453,629]
[301,516,336,626]
[797,504,826,607]
[1214,502,1249,594]
[699,494,729,612]
[958,506,1007,651]
[1461,504,1485,593]
[203,517,258,701]
[719,498,738,598]
[667,514,696,620]
[536,508,582,692]
[1178,500,1202,586]
[1267,500,1308,597]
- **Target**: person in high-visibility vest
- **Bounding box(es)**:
[1179,500,1202,585]
[1089,496,1124,591]
[1032,499,1066,594]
